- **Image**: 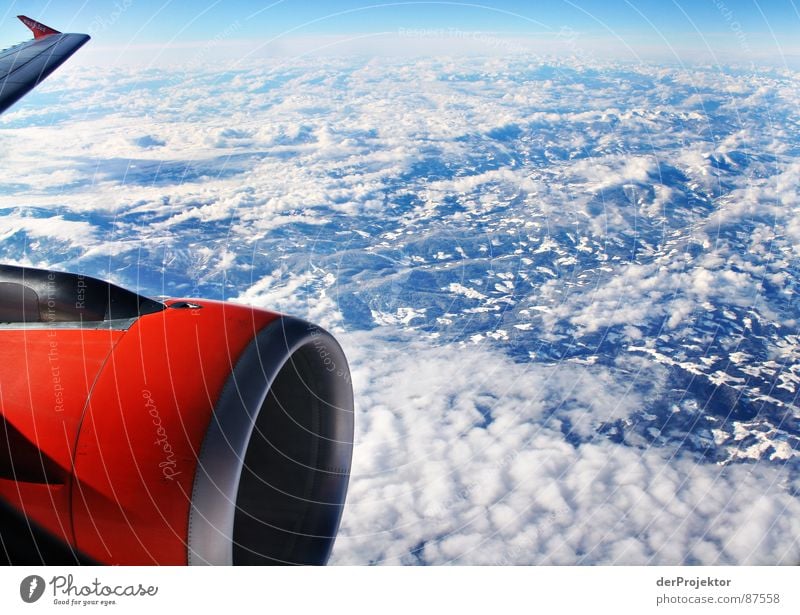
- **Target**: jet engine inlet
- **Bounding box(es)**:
[188,316,354,565]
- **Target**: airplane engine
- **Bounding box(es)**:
[0,264,354,565]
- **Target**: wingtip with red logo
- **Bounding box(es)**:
[17,15,61,40]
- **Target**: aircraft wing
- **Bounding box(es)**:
[0,15,90,114]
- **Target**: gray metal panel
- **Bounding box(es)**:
[0,318,139,331]
[0,32,90,114]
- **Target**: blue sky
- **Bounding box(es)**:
[1,1,798,61]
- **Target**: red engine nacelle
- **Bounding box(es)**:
[0,264,354,565]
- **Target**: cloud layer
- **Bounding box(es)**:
[1,54,799,563]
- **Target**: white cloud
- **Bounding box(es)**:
[323,331,800,564]
[2,54,799,565]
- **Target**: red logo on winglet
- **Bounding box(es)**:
[17,15,61,39]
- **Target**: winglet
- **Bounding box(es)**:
[17,15,61,40]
